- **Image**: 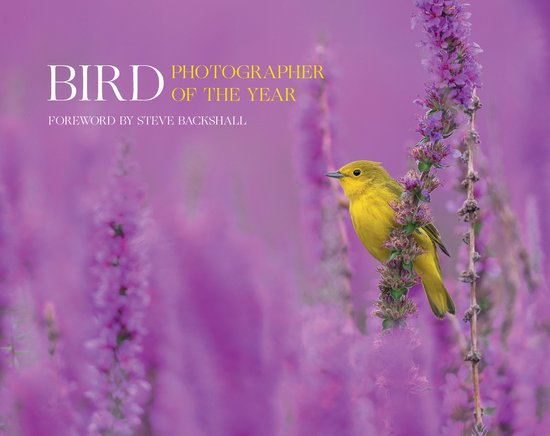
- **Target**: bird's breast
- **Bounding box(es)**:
[349,193,395,262]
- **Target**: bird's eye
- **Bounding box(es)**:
[353,169,361,176]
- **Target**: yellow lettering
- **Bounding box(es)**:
[314,65,324,79]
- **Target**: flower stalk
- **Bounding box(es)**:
[458,92,484,433]
[43,302,60,357]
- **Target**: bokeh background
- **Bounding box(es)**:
[1,0,549,435]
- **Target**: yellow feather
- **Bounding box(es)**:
[330,160,455,318]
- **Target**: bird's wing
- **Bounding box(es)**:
[383,179,403,198]
[383,178,450,257]
[422,223,450,257]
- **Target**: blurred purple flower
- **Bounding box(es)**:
[296,44,353,315]
[3,365,76,436]
[143,210,299,436]
[0,121,25,376]
[487,187,550,433]
[525,197,544,290]
[296,45,336,238]
[296,304,388,435]
[86,147,150,435]
[369,328,438,435]
[0,186,14,373]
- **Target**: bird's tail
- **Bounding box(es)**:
[421,275,456,319]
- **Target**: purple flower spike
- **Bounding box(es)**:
[296,43,353,316]
[86,146,151,436]
[413,0,481,111]
[413,0,486,430]
[376,0,482,325]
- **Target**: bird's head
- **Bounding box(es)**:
[326,160,389,200]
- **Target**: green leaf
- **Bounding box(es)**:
[483,407,496,416]
[388,250,400,262]
[403,262,414,273]
[403,222,418,235]
[111,222,125,238]
[474,220,482,236]
[382,319,396,330]
[418,136,430,145]
[116,329,131,346]
[418,161,432,173]
[390,287,407,300]
[443,129,456,138]
[415,191,430,202]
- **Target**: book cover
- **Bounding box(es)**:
[1,1,549,435]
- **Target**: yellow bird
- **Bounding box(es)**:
[326,160,455,318]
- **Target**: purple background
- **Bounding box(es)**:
[1,0,549,434]
[3,0,548,274]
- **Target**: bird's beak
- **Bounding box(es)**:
[325,171,345,179]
